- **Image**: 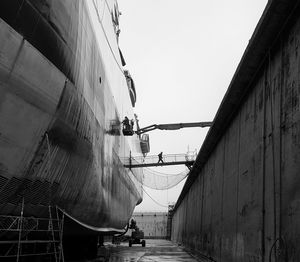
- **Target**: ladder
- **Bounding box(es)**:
[0,199,64,261]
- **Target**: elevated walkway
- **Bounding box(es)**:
[124,153,197,169]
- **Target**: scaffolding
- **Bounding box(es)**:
[0,200,64,261]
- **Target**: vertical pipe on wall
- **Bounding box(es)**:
[200,172,204,249]
[279,36,283,246]
[262,62,267,261]
[220,136,227,262]
[269,49,278,260]
[235,112,242,260]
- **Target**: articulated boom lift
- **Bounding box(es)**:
[135,121,213,135]
[122,120,213,136]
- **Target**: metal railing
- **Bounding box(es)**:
[123,152,197,168]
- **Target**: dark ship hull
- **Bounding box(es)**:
[0,0,143,254]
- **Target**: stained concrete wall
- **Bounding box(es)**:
[132,212,168,239]
[171,1,300,261]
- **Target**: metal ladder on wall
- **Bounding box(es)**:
[0,199,64,261]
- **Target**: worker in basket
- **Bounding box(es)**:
[122,116,134,135]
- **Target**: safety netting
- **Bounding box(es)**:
[138,167,189,190]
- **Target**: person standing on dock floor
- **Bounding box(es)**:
[158,152,164,163]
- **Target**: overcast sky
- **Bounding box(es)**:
[117,0,268,212]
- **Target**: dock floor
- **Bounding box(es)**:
[96,239,200,262]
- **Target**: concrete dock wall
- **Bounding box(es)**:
[133,212,168,239]
[171,1,300,261]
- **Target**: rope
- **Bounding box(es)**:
[92,0,124,73]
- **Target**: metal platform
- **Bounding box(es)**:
[124,153,197,169]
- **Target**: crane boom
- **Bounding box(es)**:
[136,121,212,135]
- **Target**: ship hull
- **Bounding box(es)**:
[0,0,142,239]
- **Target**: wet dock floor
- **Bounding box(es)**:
[94,239,200,262]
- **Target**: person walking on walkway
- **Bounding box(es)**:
[158,152,164,163]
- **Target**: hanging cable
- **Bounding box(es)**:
[142,187,168,208]
[143,167,188,177]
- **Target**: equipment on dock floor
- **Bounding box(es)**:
[112,223,130,244]
[128,219,145,247]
